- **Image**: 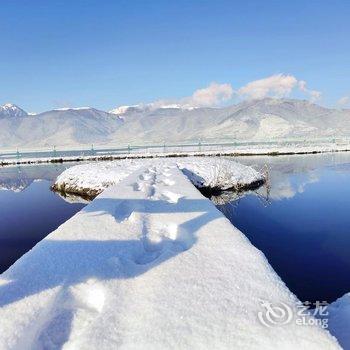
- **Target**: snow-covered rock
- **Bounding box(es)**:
[0,165,339,349]
[52,158,265,198]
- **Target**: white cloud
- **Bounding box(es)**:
[298,80,322,102]
[238,74,321,102]
[188,83,233,107]
[337,96,350,106]
[238,74,298,99]
[151,82,234,109]
[114,75,322,112]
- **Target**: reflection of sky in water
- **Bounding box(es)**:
[0,163,85,274]
[218,153,350,303]
[0,163,74,192]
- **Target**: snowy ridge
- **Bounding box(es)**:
[109,103,198,115]
[109,105,141,115]
[53,107,93,111]
[0,165,339,349]
[52,157,265,198]
[2,98,350,148]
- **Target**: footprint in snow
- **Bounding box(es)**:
[161,178,175,186]
[34,280,105,349]
[134,221,190,265]
[161,190,183,204]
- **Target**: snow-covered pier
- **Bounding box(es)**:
[0,159,341,349]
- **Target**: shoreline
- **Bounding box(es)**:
[1,145,350,167]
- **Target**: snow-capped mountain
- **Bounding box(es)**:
[0,103,27,118]
[0,106,123,148]
[108,98,350,144]
[1,98,350,148]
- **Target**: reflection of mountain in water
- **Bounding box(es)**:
[0,164,75,193]
[214,152,350,210]
[235,152,350,201]
[0,177,32,192]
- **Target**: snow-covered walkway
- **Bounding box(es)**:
[0,164,339,349]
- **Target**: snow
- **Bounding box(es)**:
[0,164,339,349]
[109,105,139,115]
[53,159,147,197]
[53,157,265,197]
[0,103,27,118]
[53,107,93,111]
[177,157,264,190]
[109,103,198,115]
[2,139,350,167]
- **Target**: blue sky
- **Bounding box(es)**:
[0,0,350,112]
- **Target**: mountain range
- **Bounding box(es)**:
[1,98,350,149]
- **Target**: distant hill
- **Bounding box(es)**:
[0,98,350,149]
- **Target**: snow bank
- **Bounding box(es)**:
[52,157,264,198]
[0,165,338,349]
[53,158,146,197]
[2,142,350,167]
[178,157,264,190]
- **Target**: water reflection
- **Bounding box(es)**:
[215,152,350,304]
[0,163,86,273]
[0,163,73,192]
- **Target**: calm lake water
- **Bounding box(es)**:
[0,163,85,273]
[216,152,350,304]
[1,154,350,305]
